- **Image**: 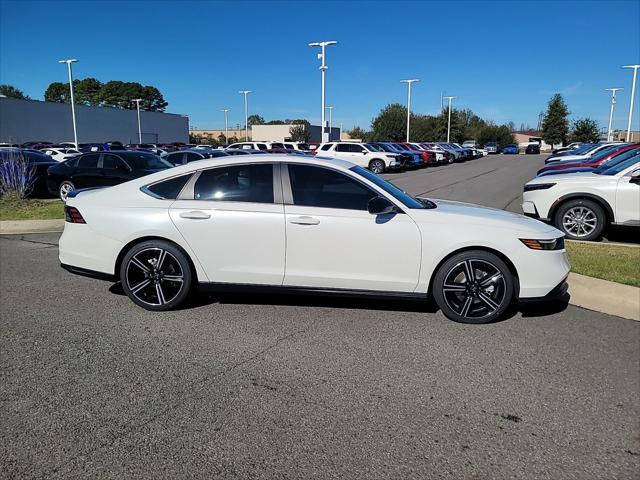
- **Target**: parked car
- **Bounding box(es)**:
[537,147,640,177]
[522,154,640,240]
[525,144,541,154]
[395,143,434,166]
[164,149,229,166]
[126,143,157,151]
[462,140,477,148]
[315,142,402,173]
[21,141,54,150]
[227,142,273,150]
[40,147,81,162]
[224,148,267,156]
[370,142,420,169]
[59,154,569,324]
[282,142,311,152]
[434,143,465,162]
[0,148,58,196]
[537,144,639,176]
[551,142,582,155]
[484,142,499,154]
[421,143,454,164]
[47,151,173,201]
[79,143,109,153]
[543,143,621,164]
[451,143,475,160]
[502,144,519,155]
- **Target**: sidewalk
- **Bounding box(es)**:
[0,219,65,235]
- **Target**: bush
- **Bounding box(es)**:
[0,151,36,199]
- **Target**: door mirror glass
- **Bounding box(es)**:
[367,196,397,215]
[629,169,640,184]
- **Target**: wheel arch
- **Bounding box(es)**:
[114,236,200,283]
[427,246,520,299]
[549,193,614,224]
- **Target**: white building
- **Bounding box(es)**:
[251,124,340,143]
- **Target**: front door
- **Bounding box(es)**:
[169,163,286,285]
[616,168,640,225]
[282,163,422,292]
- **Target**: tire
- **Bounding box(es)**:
[369,159,385,174]
[58,181,75,201]
[432,250,514,324]
[554,198,605,241]
[119,240,193,311]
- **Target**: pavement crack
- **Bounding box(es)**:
[0,235,58,247]
[40,326,311,479]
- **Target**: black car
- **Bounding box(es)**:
[525,143,541,154]
[46,150,173,200]
[164,148,229,166]
[0,148,58,197]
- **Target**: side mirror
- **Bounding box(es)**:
[367,196,399,215]
[629,170,640,184]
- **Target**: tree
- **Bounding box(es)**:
[477,125,515,149]
[247,115,265,126]
[44,82,69,103]
[0,84,29,99]
[289,122,311,142]
[370,103,407,141]
[74,78,103,106]
[571,118,600,143]
[346,126,369,140]
[218,133,227,144]
[542,94,570,146]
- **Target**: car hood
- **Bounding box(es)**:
[538,166,596,177]
[415,198,560,235]
[548,154,588,162]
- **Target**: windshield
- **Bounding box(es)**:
[374,143,393,152]
[364,144,381,152]
[350,166,433,209]
[124,153,173,170]
[571,143,597,154]
[596,154,639,175]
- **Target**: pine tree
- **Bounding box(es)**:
[542,94,570,146]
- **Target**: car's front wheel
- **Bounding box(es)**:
[369,159,385,174]
[120,240,193,311]
[432,251,514,324]
[554,199,605,241]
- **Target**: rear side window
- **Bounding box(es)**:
[288,164,377,210]
[320,143,333,151]
[185,152,203,163]
[77,154,100,168]
[257,144,268,150]
[145,174,192,199]
[194,164,273,203]
[166,152,184,165]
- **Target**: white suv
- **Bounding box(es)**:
[522,154,640,240]
[315,142,402,173]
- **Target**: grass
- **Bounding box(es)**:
[0,197,64,221]
[566,241,640,287]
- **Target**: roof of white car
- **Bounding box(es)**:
[170,153,355,173]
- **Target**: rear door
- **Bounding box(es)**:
[101,154,133,186]
[169,163,286,285]
[72,153,102,188]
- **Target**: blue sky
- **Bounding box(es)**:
[1,0,639,132]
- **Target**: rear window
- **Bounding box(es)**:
[145,174,192,199]
[123,153,172,170]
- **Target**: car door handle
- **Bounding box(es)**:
[289,216,320,225]
[179,211,211,220]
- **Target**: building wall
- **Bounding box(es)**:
[251,124,340,143]
[0,97,189,144]
[190,129,246,140]
[611,130,640,142]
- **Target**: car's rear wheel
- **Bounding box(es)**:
[369,159,385,174]
[554,199,605,241]
[59,181,75,201]
[120,240,193,311]
[432,251,514,324]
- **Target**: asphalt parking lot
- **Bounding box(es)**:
[1,154,639,479]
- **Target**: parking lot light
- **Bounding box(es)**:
[132,99,143,144]
[401,79,419,142]
[239,91,252,141]
[326,106,334,139]
[221,108,230,144]
[58,59,79,148]
[622,65,640,142]
[443,96,456,142]
[308,41,337,142]
[605,88,623,141]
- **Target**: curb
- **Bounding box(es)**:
[568,273,639,321]
[0,219,65,235]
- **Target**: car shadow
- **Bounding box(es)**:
[108,283,570,320]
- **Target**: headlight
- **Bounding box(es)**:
[524,183,556,192]
[520,238,565,250]
[385,154,397,158]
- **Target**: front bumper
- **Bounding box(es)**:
[518,278,569,303]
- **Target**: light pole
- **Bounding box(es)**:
[308,40,337,142]
[239,90,252,141]
[132,98,143,144]
[58,59,78,148]
[325,105,334,140]
[221,108,230,144]
[623,65,640,141]
[605,88,623,141]
[443,96,456,142]
[401,79,419,142]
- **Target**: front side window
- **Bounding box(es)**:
[125,153,173,170]
[335,144,350,152]
[194,164,273,203]
[77,154,100,168]
[166,152,184,165]
[288,164,377,211]
[320,143,333,151]
[185,152,203,163]
[349,144,365,153]
[257,144,268,150]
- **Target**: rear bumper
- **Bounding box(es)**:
[61,263,116,282]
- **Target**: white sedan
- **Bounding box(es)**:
[40,147,80,162]
[523,154,640,240]
[59,155,569,324]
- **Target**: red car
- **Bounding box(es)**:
[394,142,434,165]
[537,143,639,175]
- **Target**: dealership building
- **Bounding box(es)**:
[0,97,189,145]
[251,124,340,143]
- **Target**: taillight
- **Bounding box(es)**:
[65,205,86,224]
